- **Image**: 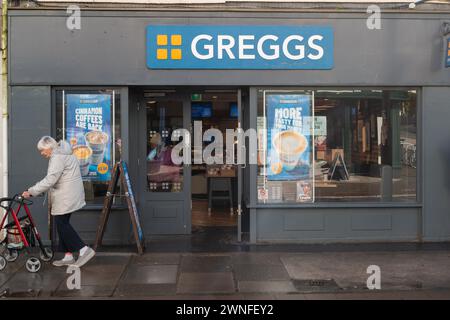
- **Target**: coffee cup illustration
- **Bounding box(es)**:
[72,145,93,176]
[272,130,308,171]
[85,131,109,165]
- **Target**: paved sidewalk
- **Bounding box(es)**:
[1,249,450,299]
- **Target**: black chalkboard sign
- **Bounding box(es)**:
[94,161,145,254]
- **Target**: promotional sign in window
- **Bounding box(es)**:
[66,94,112,181]
[265,92,314,202]
[446,37,450,68]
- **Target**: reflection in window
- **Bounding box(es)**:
[146,100,183,192]
[257,89,417,203]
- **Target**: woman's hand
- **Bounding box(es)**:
[22,191,31,199]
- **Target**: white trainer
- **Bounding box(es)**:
[73,248,96,268]
[52,257,75,267]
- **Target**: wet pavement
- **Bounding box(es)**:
[1,248,450,299]
[1,227,450,299]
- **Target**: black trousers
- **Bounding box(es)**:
[54,213,86,253]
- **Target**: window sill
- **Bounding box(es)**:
[80,204,128,211]
[246,202,422,209]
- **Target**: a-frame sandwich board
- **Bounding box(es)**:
[94,161,145,254]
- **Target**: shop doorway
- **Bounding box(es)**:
[133,87,248,241]
[190,90,239,230]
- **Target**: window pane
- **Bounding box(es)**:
[257,89,417,203]
[56,89,121,205]
[146,99,183,192]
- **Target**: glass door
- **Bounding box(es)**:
[137,89,191,235]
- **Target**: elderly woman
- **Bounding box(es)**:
[22,136,95,267]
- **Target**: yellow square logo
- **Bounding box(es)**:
[157,35,168,46]
[156,34,182,60]
[171,35,182,46]
[171,49,182,60]
[157,48,168,60]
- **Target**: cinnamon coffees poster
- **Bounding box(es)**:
[265,92,314,202]
[66,94,112,181]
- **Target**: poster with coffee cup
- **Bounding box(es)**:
[66,94,112,181]
[265,92,314,202]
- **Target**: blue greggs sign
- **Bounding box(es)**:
[146,25,334,69]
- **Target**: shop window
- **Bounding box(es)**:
[55,89,122,205]
[257,89,417,203]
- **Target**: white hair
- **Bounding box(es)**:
[37,136,58,150]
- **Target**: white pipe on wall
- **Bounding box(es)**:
[0,7,2,200]
[1,0,8,241]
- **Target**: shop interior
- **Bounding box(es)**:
[313,90,417,202]
[190,91,239,228]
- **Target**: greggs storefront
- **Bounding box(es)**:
[7,8,450,245]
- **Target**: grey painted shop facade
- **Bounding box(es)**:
[7,8,450,245]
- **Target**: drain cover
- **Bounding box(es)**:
[0,288,40,298]
[292,279,342,293]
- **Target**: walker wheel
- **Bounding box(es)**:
[4,250,18,262]
[0,255,7,271]
[25,257,41,273]
[40,247,54,262]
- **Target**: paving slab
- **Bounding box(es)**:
[423,290,450,300]
[180,255,232,273]
[114,283,177,297]
[85,254,131,266]
[131,253,181,266]
[0,260,25,288]
[233,264,290,281]
[314,290,450,300]
[121,265,178,284]
[274,293,307,300]
[52,285,115,298]
[231,253,283,266]
[0,264,66,296]
[281,251,450,291]
[304,293,338,300]
[74,265,126,286]
[177,272,235,294]
[121,295,189,300]
[175,294,244,300]
[241,293,277,300]
[238,280,297,293]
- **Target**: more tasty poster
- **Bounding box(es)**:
[66,94,112,181]
[265,92,314,202]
